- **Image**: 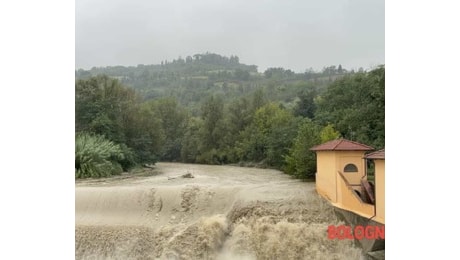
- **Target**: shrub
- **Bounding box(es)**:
[116,144,138,171]
[75,133,125,178]
[283,119,321,179]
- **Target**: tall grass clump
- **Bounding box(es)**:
[75,133,125,178]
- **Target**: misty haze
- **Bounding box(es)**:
[76,0,384,72]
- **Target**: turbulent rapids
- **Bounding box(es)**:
[76,163,363,259]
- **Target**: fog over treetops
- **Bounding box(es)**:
[76,0,384,72]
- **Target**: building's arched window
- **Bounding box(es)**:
[344,164,358,172]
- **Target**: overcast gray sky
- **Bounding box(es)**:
[76,0,384,72]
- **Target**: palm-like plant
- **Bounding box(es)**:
[75,133,125,178]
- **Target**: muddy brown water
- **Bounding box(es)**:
[76,163,363,259]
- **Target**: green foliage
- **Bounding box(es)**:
[284,119,321,179]
[75,55,384,179]
[76,75,163,166]
[180,117,203,163]
[264,67,295,79]
[251,88,267,112]
[75,53,337,114]
[195,149,227,165]
[145,98,188,161]
[75,133,124,178]
[315,66,385,149]
[320,124,341,143]
[294,88,317,118]
[117,144,137,171]
[75,75,138,143]
[237,103,301,167]
[226,97,252,135]
[201,95,225,151]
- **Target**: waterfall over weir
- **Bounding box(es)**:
[76,163,364,260]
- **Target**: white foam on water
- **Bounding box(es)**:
[76,163,363,259]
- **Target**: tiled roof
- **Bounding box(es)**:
[365,149,385,160]
[310,138,374,151]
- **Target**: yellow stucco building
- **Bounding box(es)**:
[311,139,385,225]
[365,149,385,224]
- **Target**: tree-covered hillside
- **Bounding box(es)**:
[75,53,384,179]
[76,53,355,114]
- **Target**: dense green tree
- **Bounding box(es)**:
[251,88,267,113]
[315,66,385,149]
[234,69,250,81]
[180,117,203,163]
[75,75,142,144]
[201,95,225,151]
[123,103,164,163]
[75,76,164,172]
[146,98,188,161]
[237,103,300,167]
[227,97,253,134]
[294,89,317,118]
[320,124,341,143]
[264,67,294,79]
[284,119,321,179]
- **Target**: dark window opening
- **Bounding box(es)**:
[344,163,358,172]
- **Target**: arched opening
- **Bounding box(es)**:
[344,163,358,172]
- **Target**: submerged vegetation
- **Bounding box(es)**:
[75,53,384,179]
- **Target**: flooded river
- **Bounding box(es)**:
[76,163,362,259]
